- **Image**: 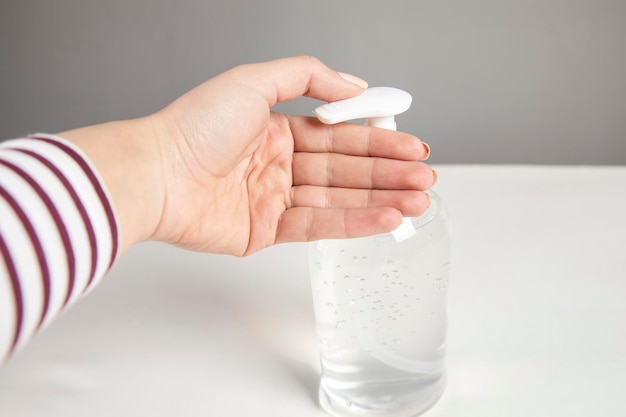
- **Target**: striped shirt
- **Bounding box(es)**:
[0,134,118,363]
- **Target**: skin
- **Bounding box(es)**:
[60,56,435,257]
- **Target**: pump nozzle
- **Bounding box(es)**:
[314,87,412,130]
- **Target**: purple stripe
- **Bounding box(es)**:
[0,185,50,331]
[0,220,24,355]
[0,158,76,307]
[31,137,118,277]
[11,148,98,296]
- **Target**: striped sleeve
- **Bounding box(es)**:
[0,134,119,363]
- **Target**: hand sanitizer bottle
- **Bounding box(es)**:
[309,87,452,417]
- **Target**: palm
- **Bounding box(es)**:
[157,85,296,255]
[240,114,296,254]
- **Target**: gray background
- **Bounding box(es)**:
[1,0,624,165]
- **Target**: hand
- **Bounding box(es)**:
[62,56,435,257]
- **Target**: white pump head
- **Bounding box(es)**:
[313,87,412,131]
[314,87,418,242]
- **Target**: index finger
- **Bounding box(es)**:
[288,115,430,161]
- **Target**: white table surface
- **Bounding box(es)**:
[0,165,625,417]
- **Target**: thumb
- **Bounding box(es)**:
[220,55,368,106]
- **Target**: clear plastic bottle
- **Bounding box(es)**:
[308,88,452,417]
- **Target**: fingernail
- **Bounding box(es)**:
[422,142,431,160]
[338,72,369,89]
[425,191,431,208]
[432,169,438,186]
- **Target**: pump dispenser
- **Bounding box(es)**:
[308,87,452,417]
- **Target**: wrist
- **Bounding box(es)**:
[59,116,165,254]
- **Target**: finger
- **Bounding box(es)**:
[222,56,367,106]
[291,186,430,217]
[292,153,436,190]
[288,116,430,161]
[275,207,402,243]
